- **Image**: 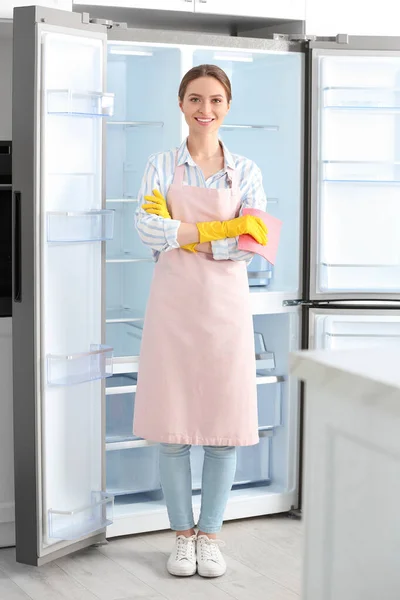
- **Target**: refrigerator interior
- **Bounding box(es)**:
[309,308,400,351]
[313,53,400,295]
[104,40,303,531]
[39,30,114,547]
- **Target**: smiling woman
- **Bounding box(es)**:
[133,64,267,578]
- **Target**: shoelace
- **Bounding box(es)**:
[175,535,196,562]
[198,536,225,563]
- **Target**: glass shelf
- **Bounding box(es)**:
[107,121,164,128]
[48,492,113,541]
[221,124,279,131]
[47,344,113,386]
[106,253,153,264]
[323,86,400,109]
[106,374,138,395]
[106,307,145,323]
[322,161,400,183]
[46,210,114,243]
[47,90,114,117]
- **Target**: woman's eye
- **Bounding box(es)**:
[190,98,199,102]
[212,99,222,103]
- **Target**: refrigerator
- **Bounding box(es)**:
[10,5,400,566]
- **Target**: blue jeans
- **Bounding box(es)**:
[159,444,237,534]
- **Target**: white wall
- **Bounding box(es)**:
[0,36,12,140]
[306,0,400,36]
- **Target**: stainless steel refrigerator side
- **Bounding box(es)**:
[12,5,42,567]
[12,5,109,567]
[308,45,400,302]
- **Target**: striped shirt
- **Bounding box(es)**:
[135,138,267,263]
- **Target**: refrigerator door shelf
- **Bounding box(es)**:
[47,90,114,118]
[46,210,114,243]
[48,492,114,541]
[323,86,400,109]
[106,446,161,496]
[46,345,113,386]
[191,434,272,491]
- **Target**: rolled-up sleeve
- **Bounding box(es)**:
[211,162,267,263]
[135,157,181,259]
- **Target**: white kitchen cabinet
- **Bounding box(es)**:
[291,348,400,600]
[194,0,305,20]
[0,319,14,548]
[306,0,400,36]
[73,0,195,11]
[0,0,72,19]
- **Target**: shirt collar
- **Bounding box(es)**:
[177,138,235,171]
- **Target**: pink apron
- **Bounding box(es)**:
[133,159,258,446]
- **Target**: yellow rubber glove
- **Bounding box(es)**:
[142,189,196,252]
[142,189,171,219]
[197,215,268,246]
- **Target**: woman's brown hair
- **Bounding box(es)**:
[178,64,232,103]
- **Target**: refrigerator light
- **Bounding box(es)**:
[213,52,253,63]
[109,48,153,57]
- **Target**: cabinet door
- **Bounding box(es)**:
[309,308,400,351]
[0,0,72,19]
[0,318,14,548]
[194,0,305,20]
[73,0,195,11]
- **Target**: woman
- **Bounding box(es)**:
[134,64,268,578]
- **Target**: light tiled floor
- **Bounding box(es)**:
[0,515,303,600]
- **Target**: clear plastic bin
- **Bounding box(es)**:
[106,445,160,495]
[106,381,138,443]
[47,90,114,117]
[257,378,283,430]
[190,435,271,490]
[46,210,114,243]
[47,344,113,386]
[247,255,273,287]
[48,491,114,541]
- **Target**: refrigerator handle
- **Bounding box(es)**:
[13,191,22,303]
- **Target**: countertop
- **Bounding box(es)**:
[290,347,400,400]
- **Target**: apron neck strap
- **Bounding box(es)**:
[227,166,239,194]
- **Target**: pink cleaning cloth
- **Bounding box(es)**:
[238,208,282,265]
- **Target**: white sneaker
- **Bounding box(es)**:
[167,535,197,577]
[196,535,227,578]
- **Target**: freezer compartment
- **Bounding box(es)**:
[48,492,114,541]
[106,374,138,443]
[310,310,400,351]
[46,344,113,386]
[106,43,181,200]
[106,445,161,495]
[46,210,114,243]
[47,90,114,117]
[192,48,302,295]
[191,435,271,491]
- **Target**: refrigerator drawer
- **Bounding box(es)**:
[106,446,160,495]
[257,377,283,430]
[106,374,138,444]
[191,435,271,491]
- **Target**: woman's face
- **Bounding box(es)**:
[179,76,230,135]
